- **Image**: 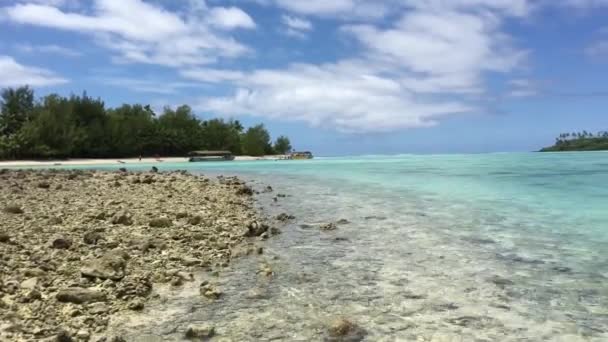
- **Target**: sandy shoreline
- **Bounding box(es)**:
[0,156,288,168]
[0,168,281,341]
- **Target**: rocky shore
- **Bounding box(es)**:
[0,169,273,341]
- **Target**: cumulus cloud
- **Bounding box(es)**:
[196,61,471,132]
[207,7,256,30]
[190,4,526,132]
[281,15,313,38]
[0,55,68,87]
[3,0,254,67]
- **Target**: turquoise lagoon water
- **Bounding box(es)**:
[56,153,608,341]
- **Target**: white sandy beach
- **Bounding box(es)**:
[0,155,288,168]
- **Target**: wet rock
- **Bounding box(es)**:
[88,303,110,315]
[49,216,63,225]
[552,266,572,273]
[110,211,133,226]
[363,215,386,221]
[276,213,295,221]
[56,288,107,304]
[327,318,366,341]
[187,215,203,225]
[200,282,222,300]
[236,185,254,196]
[336,219,350,225]
[149,217,172,228]
[245,221,268,237]
[24,289,42,302]
[0,232,10,243]
[245,287,270,300]
[83,231,103,245]
[320,223,338,231]
[446,316,497,328]
[115,275,152,299]
[94,212,107,220]
[37,181,51,189]
[170,276,184,287]
[262,185,273,193]
[176,211,189,219]
[464,237,496,245]
[51,237,72,249]
[185,324,215,339]
[118,168,127,173]
[141,176,154,184]
[150,166,159,173]
[257,263,273,277]
[81,253,127,281]
[181,257,201,267]
[3,204,24,214]
[497,253,545,265]
[488,276,514,288]
[127,299,145,311]
[56,329,74,342]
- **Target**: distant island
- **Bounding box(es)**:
[0,86,293,160]
[540,131,608,152]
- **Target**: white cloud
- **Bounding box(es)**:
[195,60,472,132]
[344,10,525,90]
[3,0,253,67]
[192,2,526,132]
[0,55,68,87]
[281,14,313,38]
[16,43,82,57]
[282,15,312,31]
[207,7,256,30]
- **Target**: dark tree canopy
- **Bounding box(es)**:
[0,87,293,160]
[273,135,292,154]
[241,124,273,156]
[0,86,34,135]
[540,131,608,152]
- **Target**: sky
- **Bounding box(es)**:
[0,0,607,155]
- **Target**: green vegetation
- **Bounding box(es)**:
[0,86,293,159]
[540,131,608,152]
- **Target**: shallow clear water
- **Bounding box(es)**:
[61,152,608,341]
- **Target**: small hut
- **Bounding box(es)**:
[289,151,314,160]
[188,151,235,162]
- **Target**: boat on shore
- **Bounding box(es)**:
[188,151,235,162]
[289,151,314,160]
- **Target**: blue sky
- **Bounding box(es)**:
[1,0,607,155]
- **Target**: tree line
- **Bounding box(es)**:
[540,130,608,152]
[0,86,293,160]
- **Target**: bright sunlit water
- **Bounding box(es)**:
[50,152,608,341]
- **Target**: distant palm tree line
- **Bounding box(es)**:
[554,131,608,143]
